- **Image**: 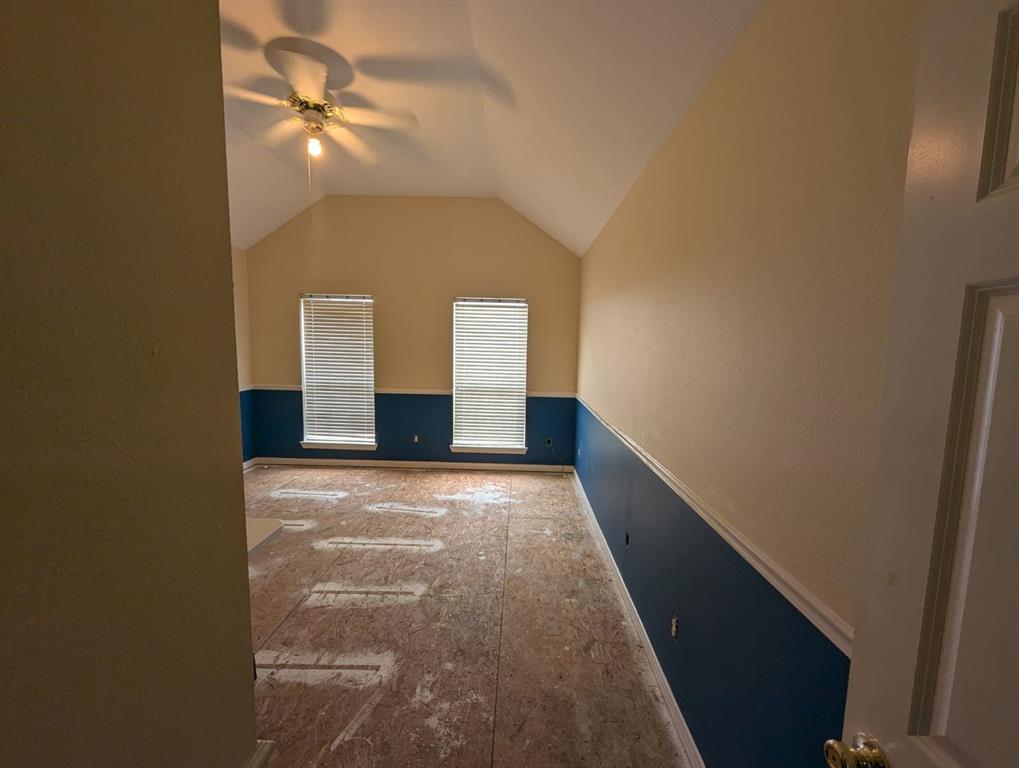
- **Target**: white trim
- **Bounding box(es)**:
[449,444,527,455]
[248,385,577,398]
[577,396,853,656]
[300,440,377,451]
[242,458,257,471]
[248,456,573,473]
[239,385,255,392]
[571,473,705,768]
[242,740,275,768]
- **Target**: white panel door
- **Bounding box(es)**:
[835,1,1019,767]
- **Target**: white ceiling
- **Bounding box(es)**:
[220,0,759,253]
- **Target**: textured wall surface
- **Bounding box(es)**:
[246,196,579,394]
[0,2,257,765]
[576,0,923,625]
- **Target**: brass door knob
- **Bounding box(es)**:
[824,732,890,768]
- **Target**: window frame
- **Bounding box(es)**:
[299,293,378,451]
[450,296,528,455]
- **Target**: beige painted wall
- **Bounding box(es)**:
[247,195,579,393]
[233,247,253,390]
[577,0,923,626]
[1,2,256,766]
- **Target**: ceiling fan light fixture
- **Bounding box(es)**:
[307,135,322,157]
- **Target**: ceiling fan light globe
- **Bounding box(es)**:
[307,136,322,157]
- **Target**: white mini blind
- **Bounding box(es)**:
[300,294,376,448]
[452,298,528,452]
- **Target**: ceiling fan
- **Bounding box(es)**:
[225,49,418,164]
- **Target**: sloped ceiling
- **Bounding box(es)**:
[220,0,759,254]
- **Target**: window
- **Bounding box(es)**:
[451,297,528,454]
[299,294,376,450]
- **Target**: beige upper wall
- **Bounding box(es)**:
[577,0,923,626]
[232,247,253,390]
[1,2,255,766]
[247,195,579,393]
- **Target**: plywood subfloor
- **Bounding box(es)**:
[245,466,689,768]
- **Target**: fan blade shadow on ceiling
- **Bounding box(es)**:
[244,75,293,101]
[354,54,515,107]
[363,127,428,164]
[276,0,333,36]
[329,89,374,108]
[265,37,354,92]
[220,16,260,50]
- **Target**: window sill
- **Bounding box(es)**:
[449,444,527,455]
[301,440,377,451]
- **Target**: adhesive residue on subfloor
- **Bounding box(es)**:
[313,536,445,553]
[255,649,397,687]
[435,484,510,507]
[271,488,350,501]
[305,582,427,608]
[366,501,448,518]
[281,518,318,531]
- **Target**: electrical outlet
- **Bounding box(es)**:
[670,613,679,640]
[412,434,420,443]
[545,437,553,446]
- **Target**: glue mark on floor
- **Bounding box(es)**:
[367,501,448,518]
[272,489,350,500]
[435,484,510,506]
[313,537,444,553]
[255,649,397,687]
[281,519,317,531]
[306,582,427,607]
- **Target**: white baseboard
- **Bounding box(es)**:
[577,398,853,656]
[571,473,705,768]
[242,458,256,471]
[246,456,573,473]
[241,740,274,768]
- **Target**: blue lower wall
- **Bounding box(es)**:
[239,388,256,462]
[575,400,849,768]
[239,389,575,466]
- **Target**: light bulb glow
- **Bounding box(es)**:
[307,136,322,157]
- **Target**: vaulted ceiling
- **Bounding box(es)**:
[220,0,759,254]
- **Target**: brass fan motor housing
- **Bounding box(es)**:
[287,92,342,123]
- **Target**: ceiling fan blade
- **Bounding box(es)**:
[224,84,285,108]
[260,118,304,146]
[276,49,327,101]
[355,54,473,83]
[325,125,378,165]
[338,106,418,130]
